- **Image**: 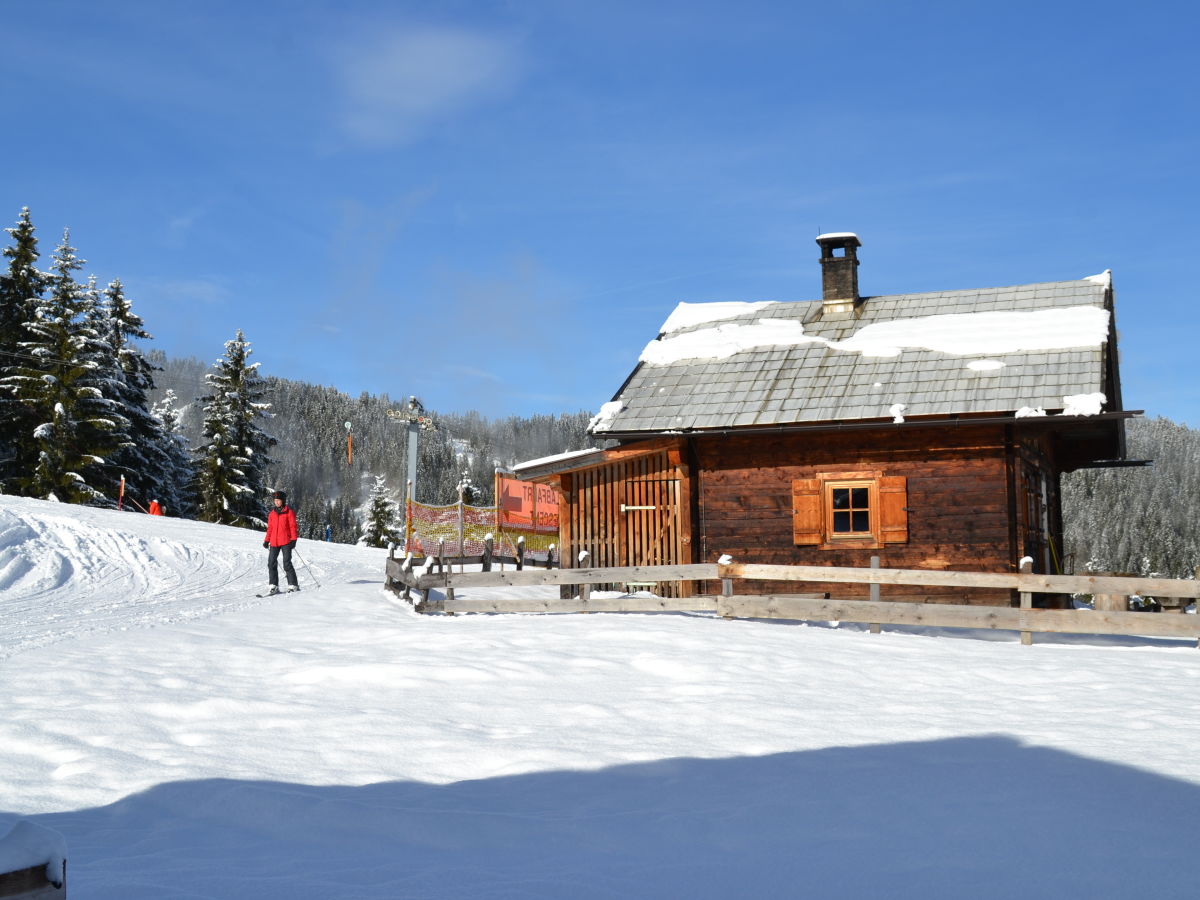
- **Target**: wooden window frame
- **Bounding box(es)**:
[793,471,908,550]
[823,478,879,548]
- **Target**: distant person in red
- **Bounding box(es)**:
[148,499,163,516]
[263,490,299,595]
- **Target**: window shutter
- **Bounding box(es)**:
[792,479,821,545]
[879,476,908,543]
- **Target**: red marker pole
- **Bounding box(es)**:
[118,475,125,510]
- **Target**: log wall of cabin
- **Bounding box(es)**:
[693,425,1022,604]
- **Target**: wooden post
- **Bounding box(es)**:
[494,470,504,572]
[869,555,882,634]
[1191,566,1200,648]
[437,539,445,575]
[721,576,734,618]
[577,549,590,600]
[457,486,465,574]
[516,537,525,571]
[1019,557,1033,645]
[482,535,493,572]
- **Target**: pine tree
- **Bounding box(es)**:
[359,474,399,547]
[101,279,193,515]
[2,231,129,503]
[149,388,197,516]
[0,208,47,491]
[194,330,275,527]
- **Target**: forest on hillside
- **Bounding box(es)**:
[1062,416,1200,579]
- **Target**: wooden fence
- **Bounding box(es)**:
[386,551,1200,646]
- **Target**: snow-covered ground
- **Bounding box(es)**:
[1,493,1198,898]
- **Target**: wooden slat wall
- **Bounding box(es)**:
[561,447,688,596]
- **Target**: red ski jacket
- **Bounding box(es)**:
[266,506,298,547]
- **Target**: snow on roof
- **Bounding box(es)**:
[1083,269,1112,287]
[1062,392,1106,416]
[512,447,605,472]
[639,305,1110,367]
[816,232,859,241]
[659,301,778,334]
[641,320,815,366]
[587,400,626,434]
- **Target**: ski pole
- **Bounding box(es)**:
[293,548,322,588]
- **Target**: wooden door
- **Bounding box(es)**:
[622,477,681,596]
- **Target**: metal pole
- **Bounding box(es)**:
[293,549,322,589]
[406,422,419,502]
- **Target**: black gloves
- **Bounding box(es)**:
[263,540,270,549]
[288,540,297,550]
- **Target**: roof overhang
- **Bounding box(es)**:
[513,437,682,483]
[592,409,1141,442]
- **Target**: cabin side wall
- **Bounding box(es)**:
[694,426,1021,604]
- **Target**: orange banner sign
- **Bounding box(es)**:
[496,475,558,529]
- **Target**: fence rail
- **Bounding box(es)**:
[384,556,1200,645]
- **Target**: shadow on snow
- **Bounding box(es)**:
[9,735,1200,899]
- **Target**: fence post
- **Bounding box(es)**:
[577,549,590,601]
[1019,558,1033,645]
[457,486,465,573]
[721,576,734,618]
[516,536,525,571]
[869,555,881,634]
[482,535,493,572]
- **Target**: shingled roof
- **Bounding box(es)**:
[590,275,1119,437]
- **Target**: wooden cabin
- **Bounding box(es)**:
[516,234,1134,604]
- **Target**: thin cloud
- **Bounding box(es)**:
[446,365,503,383]
[331,25,523,147]
[145,278,230,306]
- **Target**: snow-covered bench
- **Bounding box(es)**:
[0,821,66,898]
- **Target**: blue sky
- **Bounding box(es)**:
[4,0,1198,425]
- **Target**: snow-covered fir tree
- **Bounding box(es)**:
[149,388,196,515]
[0,208,47,491]
[359,474,400,548]
[456,467,478,504]
[193,330,275,528]
[100,279,194,516]
[2,231,130,504]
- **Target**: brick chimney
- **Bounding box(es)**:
[816,232,861,313]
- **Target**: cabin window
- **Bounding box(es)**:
[827,481,873,537]
[793,473,908,549]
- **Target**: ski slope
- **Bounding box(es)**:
[1,493,1198,899]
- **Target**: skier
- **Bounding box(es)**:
[148,499,163,516]
[263,490,300,595]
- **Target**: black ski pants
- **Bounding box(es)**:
[268,543,298,588]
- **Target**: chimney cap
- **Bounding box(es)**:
[816,232,861,245]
